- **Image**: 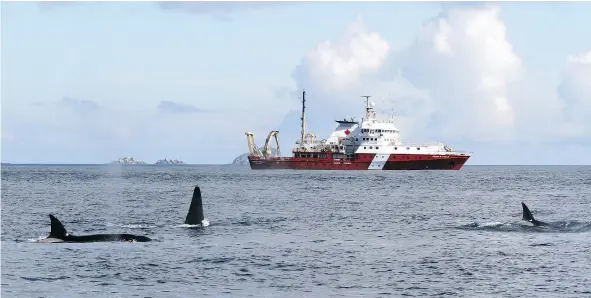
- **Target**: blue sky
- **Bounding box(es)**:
[2,1,590,165]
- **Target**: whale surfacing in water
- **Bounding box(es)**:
[43,214,152,243]
[521,202,552,227]
[39,185,207,242]
[184,186,206,226]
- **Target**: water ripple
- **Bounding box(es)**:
[2,165,590,297]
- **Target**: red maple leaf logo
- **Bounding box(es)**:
[344,129,351,135]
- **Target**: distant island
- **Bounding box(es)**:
[108,157,187,165]
[109,157,148,165]
[154,158,186,165]
[231,147,277,165]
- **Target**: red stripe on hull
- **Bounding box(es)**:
[384,153,468,170]
[248,153,469,170]
[249,158,370,170]
[382,157,468,170]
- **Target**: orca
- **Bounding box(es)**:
[521,202,553,227]
[184,185,206,226]
[42,214,152,243]
[39,185,206,243]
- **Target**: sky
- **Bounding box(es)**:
[1,1,590,165]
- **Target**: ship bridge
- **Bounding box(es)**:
[324,117,359,146]
[338,95,402,151]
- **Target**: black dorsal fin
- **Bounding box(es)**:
[49,214,68,238]
[184,186,204,225]
[521,202,536,222]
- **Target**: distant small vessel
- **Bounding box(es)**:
[244,90,472,170]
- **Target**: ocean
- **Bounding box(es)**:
[1,165,590,297]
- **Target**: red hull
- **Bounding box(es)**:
[248,153,469,170]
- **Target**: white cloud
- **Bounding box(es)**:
[285,3,591,156]
[286,4,529,147]
[401,3,524,142]
[295,17,391,94]
[282,16,400,145]
[557,50,591,137]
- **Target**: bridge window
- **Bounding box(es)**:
[370,146,373,149]
[417,147,420,150]
[394,147,398,150]
[376,147,379,150]
[364,147,366,149]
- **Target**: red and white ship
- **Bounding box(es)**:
[245,91,471,170]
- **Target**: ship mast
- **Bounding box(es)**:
[362,95,376,121]
[300,90,306,148]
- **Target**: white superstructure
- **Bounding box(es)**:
[324,95,471,157]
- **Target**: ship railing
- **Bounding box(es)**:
[250,155,290,160]
[354,141,401,146]
[398,142,471,154]
[295,140,325,145]
[398,142,445,147]
[292,148,343,153]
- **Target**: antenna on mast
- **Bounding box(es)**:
[362,95,371,105]
[300,90,306,148]
[361,95,375,120]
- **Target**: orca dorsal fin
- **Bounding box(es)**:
[184,186,205,225]
[521,202,536,222]
[48,214,68,238]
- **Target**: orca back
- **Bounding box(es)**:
[66,234,152,243]
[185,186,205,225]
[48,214,68,239]
[521,202,549,227]
[521,202,536,222]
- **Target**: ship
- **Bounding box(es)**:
[244,90,471,170]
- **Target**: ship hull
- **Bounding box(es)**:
[248,154,469,171]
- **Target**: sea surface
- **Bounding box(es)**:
[1,165,591,297]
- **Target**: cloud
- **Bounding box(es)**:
[157,101,205,114]
[58,96,100,111]
[282,3,590,160]
[557,50,591,137]
[281,16,396,143]
[6,3,590,165]
[2,92,283,163]
[157,1,289,20]
[284,5,527,146]
[400,3,524,142]
[36,1,287,20]
[293,17,391,94]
